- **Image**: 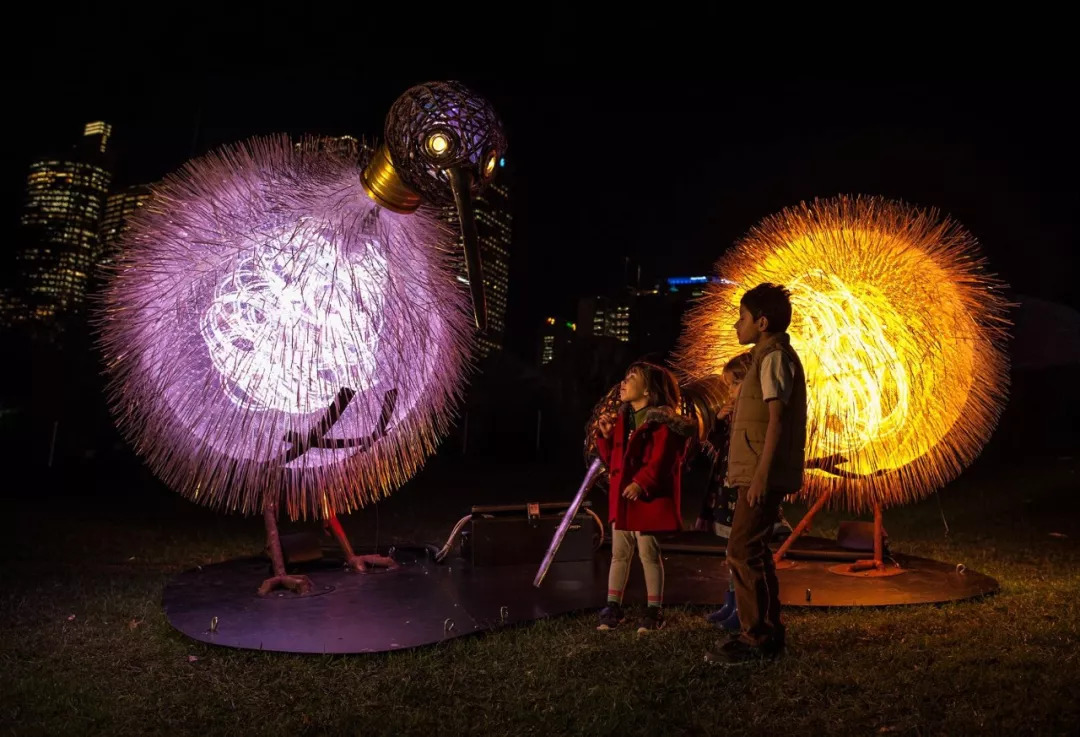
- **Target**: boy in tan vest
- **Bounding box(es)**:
[708,283,806,664]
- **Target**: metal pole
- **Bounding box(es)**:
[873,503,883,568]
[772,487,832,564]
[48,420,59,469]
[533,457,605,587]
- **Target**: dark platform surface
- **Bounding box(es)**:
[163,535,999,654]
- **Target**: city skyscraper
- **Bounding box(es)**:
[577,295,631,343]
[538,316,576,367]
[3,122,113,333]
[99,184,151,267]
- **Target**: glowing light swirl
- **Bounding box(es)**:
[676,196,1010,512]
[789,269,910,457]
[199,225,388,413]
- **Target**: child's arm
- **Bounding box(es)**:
[748,399,785,506]
[595,432,613,467]
[594,415,615,467]
[631,425,681,499]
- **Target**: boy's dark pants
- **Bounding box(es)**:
[727,486,785,648]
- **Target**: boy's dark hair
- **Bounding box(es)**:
[627,361,680,409]
[740,283,793,333]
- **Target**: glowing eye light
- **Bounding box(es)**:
[426,133,450,157]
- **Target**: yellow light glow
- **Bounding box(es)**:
[484,153,497,177]
[677,196,1010,512]
[426,133,450,157]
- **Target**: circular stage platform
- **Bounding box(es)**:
[163,534,998,654]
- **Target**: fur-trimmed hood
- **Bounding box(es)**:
[620,404,697,438]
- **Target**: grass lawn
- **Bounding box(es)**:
[3,455,1079,736]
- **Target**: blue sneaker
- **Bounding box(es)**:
[706,590,736,624]
[597,604,626,631]
[717,607,741,632]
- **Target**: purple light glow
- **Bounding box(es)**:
[101,137,473,519]
[199,225,387,414]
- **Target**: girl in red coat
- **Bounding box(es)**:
[593,361,694,633]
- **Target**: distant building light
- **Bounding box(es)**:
[83,121,112,153]
[666,275,716,286]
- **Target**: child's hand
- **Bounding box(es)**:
[746,477,767,507]
[622,482,644,500]
[718,399,735,420]
[597,414,616,439]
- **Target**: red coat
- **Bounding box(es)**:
[594,405,693,533]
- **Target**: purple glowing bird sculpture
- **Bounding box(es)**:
[100,81,506,595]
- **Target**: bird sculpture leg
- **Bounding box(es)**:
[325,514,399,573]
[258,493,313,595]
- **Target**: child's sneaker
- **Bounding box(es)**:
[637,607,665,633]
[706,590,736,624]
[596,604,626,630]
[716,607,741,632]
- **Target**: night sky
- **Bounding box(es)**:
[6,65,1077,362]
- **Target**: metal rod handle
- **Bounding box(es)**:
[533,457,605,587]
